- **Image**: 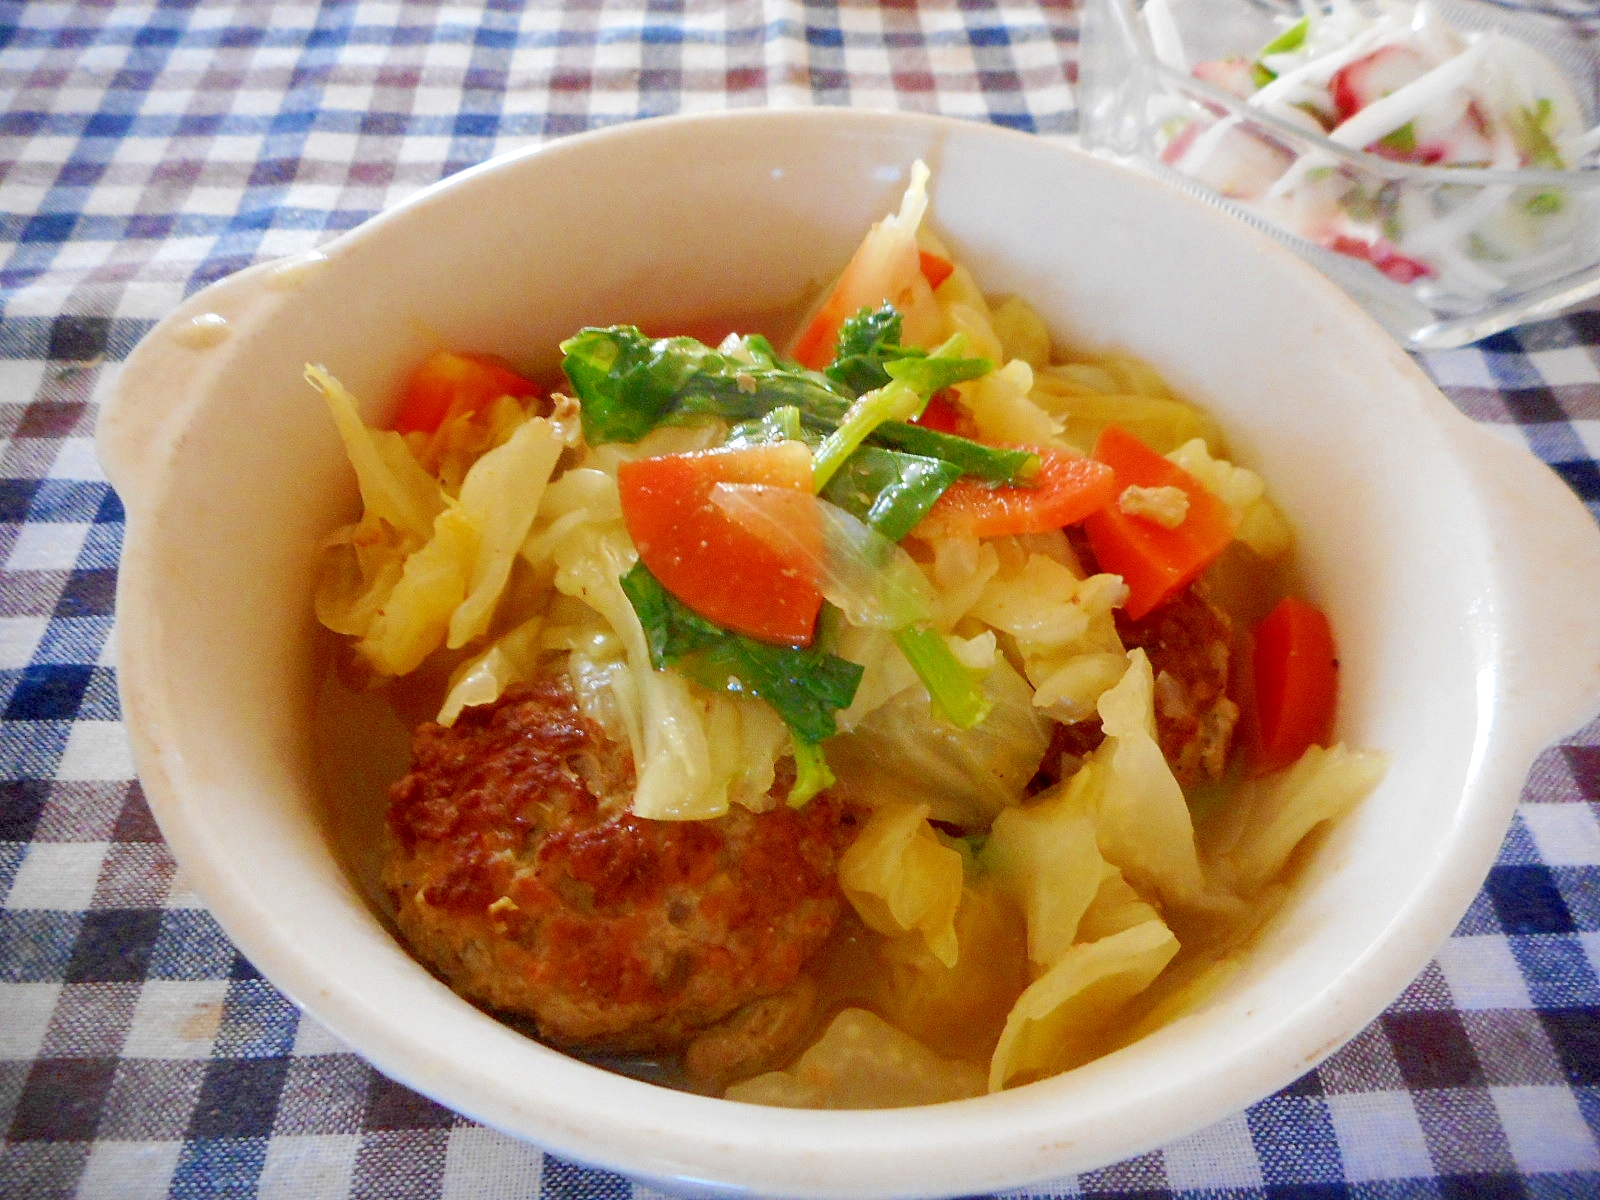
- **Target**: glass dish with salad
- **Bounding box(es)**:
[311,163,1385,1105]
[1079,0,1600,349]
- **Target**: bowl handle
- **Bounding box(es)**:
[1448,417,1600,760]
[96,258,298,513]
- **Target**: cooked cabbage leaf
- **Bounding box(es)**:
[961,359,1061,446]
[1090,649,1207,907]
[725,1008,985,1108]
[1202,743,1388,896]
[554,529,790,820]
[827,653,1049,830]
[448,415,567,647]
[308,364,443,542]
[356,505,476,676]
[839,801,965,967]
[1075,862,1163,944]
[437,614,544,726]
[981,763,1106,969]
[1167,438,1292,560]
[988,918,1179,1091]
[868,879,1031,1063]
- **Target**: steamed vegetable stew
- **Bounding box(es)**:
[313,164,1385,1105]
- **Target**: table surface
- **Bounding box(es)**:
[3,2,1600,1197]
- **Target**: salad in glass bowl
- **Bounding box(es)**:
[1080,0,1600,348]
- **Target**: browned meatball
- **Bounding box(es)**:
[384,675,857,1054]
[1033,583,1240,790]
[1116,585,1239,786]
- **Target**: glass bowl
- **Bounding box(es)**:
[1079,0,1600,349]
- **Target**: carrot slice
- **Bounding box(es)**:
[918,250,955,290]
[617,442,823,646]
[912,446,1117,539]
[393,350,539,435]
[909,390,965,435]
[1251,596,1339,773]
[1081,425,1234,619]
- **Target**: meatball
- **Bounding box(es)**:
[1116,585,1239,786]
[1033,584,1240,790]
[384,675,857,1054]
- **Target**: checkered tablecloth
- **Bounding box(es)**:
[3,2,1599,1197]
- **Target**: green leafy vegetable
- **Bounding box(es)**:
[562,326,851,445]
[826,305,918,396]
[872,421,1037,483]
[1258,16,1308,57]
[1375,122,1417,157]
[563,323,1029,487]
[620,562,863,745]
[820,446,962,542]
[725,404,811,447]
[812,333,992,492]
[892,625,994,730]
[883,351,991,396]
[1510,99,1565,171]
[827,306,990,399]
[788,739,837,807]
[812,379,927,492]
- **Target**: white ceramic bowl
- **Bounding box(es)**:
[98,109,1600,1197]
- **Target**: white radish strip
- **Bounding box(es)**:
[1391,189,1508,295]
[1249,19,1403,109]
[1566,124,1600,164]
[1396,183,1514,256]
[1174,115,1244,177]
[1326,38,1492,150]
[1142,0,1187,74]
[1411,1,1468,64]
[1421,241,1508,298]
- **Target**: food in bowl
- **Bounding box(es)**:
[311,163,1386,1104]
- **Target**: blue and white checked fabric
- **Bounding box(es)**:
[3,3,1598,1198]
